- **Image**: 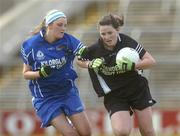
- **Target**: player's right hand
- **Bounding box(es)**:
[39,65,52,78]
[116,57,135,72]
[88,58,104,69]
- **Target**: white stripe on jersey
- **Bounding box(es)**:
[21,48,26,57]
[32,49,37,68]
[135,44,143,54]
[40,30,43,37]
[25,50,32,65]
[118,34,121,42]
[32,80,38,97]
[74,42,84,55]
[32,49,35,61]
[36,80,44,98]
[68,79,74,87]
[32,80,44,98]
[96,73,111,94]
[21,48,28,62]
[32,97,38,112]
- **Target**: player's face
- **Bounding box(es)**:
[49,17,67,39]
[99,25,118,49]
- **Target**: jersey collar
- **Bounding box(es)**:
[118,33,121,42]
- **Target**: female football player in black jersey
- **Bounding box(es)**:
[77,14,156,136]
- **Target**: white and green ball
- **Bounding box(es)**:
[116,47,140,65]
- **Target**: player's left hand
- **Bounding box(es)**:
[39,65,52,78]
[116,57,135,72]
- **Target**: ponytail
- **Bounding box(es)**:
[30,19,46,35]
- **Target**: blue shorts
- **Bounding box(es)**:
[32,86,84,127]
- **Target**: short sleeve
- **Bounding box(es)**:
[134,43,146,59]
[68,34,84,55]
[20,41,34,65]
[122,34,146,59]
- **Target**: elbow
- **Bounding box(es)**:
[76,60,81,67]
[151,57,156,66]
[22,73,28,80]
[22,72,30,80]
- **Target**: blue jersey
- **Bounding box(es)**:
[21,32,83,98]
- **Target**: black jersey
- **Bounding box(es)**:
[85,33,146,97]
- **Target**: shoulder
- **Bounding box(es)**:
[88,40,100,51]
[119,33,139,47]
[22,33,42,50]
[85,40,103,59]
[64,33,80,41]
[119,33,146,58]
[119,33,136,42]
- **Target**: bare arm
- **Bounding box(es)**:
[135,52,156,70]
[22,64,40,80]
[76,52,156,71]
[76,58,89,69]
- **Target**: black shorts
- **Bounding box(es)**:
[103,76,156,117]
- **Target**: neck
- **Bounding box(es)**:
[44,32,56,43]
[104,44,116,51]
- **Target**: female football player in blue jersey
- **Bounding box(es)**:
[20,9,91,136]
[77,14,156,136]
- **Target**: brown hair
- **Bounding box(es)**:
[98,14,124,30]
[30,19,46,35]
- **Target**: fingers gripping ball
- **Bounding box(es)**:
[116,47,139,71]
[88,58,104,69]
[39,65,52,78]
[117,57,135,71]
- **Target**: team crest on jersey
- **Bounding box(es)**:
[36,50,45,60]
[56,45,66,51]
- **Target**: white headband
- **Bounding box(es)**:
[45,10,66,26]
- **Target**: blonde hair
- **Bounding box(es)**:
[30,19,46,35]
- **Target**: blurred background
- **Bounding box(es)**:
[0,0,180,136]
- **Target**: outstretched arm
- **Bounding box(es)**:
[76,57,104,70]
[76,58,89,69]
